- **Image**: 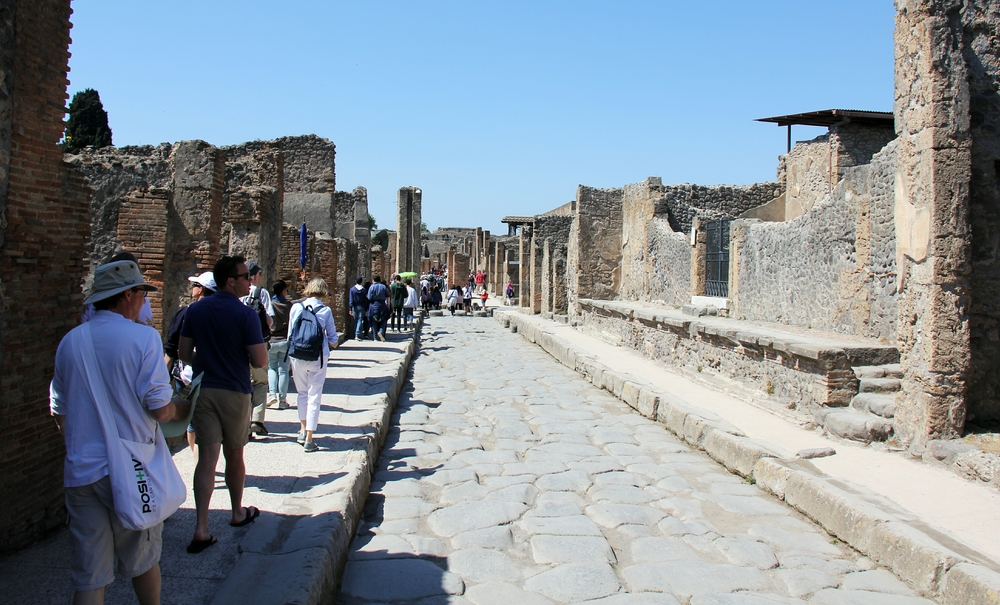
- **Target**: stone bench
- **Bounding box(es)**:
[577,299,899,411]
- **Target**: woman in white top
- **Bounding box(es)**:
[447,285,461,316]
[287,278,339,452]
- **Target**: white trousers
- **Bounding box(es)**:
[290,358,326,431]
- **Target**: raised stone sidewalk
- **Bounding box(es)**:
[496,309,1000,605]
[0,321,421,605]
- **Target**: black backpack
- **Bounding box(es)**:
[271,299,290,340]
[286,304,325,361]
[247,286,271,342]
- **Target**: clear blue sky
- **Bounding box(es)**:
[67,1,896,235]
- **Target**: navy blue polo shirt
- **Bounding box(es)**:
[180,291,264,393]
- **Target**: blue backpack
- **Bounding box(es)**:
[286,304,325,361]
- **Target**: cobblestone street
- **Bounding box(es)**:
[337,317,935,605]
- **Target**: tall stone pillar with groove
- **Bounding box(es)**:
[395,186,421,276]
[893,0,981,447]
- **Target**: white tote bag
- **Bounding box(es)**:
[76,324,186,531]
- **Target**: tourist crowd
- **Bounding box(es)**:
[48,251,509,603]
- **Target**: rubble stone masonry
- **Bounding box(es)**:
[731,141,899,341]
[658,182,781,235]
[222,142,284,288]
[74,141,225,334]
[619,178,691,307]
[0,0,92,553]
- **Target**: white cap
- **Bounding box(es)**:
[188,271,216,292]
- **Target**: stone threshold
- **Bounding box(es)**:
[577,298,899,411]
[496,310,1000,605]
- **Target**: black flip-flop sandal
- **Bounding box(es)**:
[230,506,260,527]
[186,536,217,554]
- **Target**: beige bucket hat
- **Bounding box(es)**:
[84,260,157,306]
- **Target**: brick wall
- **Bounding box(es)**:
[1,0,92,554]
[117,191,169,331]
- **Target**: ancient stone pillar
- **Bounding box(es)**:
[690,216,707,297]
[519,225,532,308]
[893,0,975,447]
[530,228,543,313]
[352,187,371,280]
[542,238,553,314]
[395,186,422,275]
[446,247,456,287]
[483,230,491,276]
[567,186,624,304]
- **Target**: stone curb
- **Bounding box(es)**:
[210,316,423,605]
[496,310,1000,605]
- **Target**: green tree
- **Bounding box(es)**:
[368,213,378,231]
[63,89,113,153]
[421,221,430,233]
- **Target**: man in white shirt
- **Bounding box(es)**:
[402,278,419,329]
[240,261,274,436]
[51,260,189,605]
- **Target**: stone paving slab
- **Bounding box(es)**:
[336,316,957,605]
[496,309,1000,605]
[0,323,421,605]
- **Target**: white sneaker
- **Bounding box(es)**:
[265,396,278,408]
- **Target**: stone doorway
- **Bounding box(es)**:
[705,218,732,297]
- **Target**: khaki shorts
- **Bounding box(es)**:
[66,475,162,591]
[193,387,251,448]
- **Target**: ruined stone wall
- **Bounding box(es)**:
[531,216,572,314]
[731,142,898,340]
[835,122,898,174]
[568,186,623,311]
[658,182,781,235]
[71,142,224,334]
[779,135,833,221]
[310,235,356,332]
[266,135,335,231]
[277,224,357,331]
[963,1,1000,426]
[0,0,93,553]
[69,145,173,272]
[222,145,283,289]
[332,188,361,241]
[619,178,691,307]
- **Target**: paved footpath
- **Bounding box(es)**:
[0,330,417,605]
[338,316,936,605]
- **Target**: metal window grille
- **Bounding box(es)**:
[705,219,732,298]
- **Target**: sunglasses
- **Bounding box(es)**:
[233,272,250,281]
[129,287,148,298]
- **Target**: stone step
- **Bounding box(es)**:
[858,377,901,393]
[882,363,903,378]
[853,365,886,379]
[819,410,893,443]
[851,393,896,418]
